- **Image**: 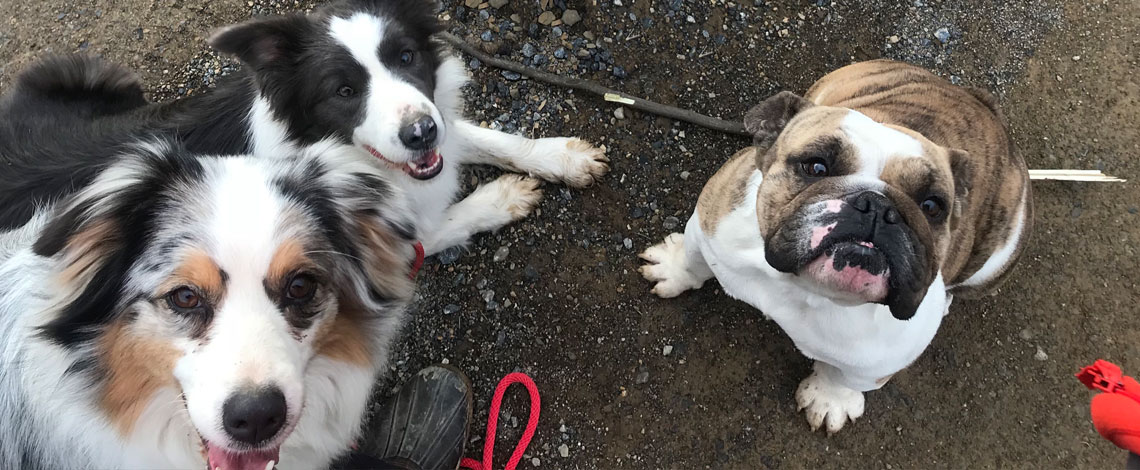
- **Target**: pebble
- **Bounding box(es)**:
[522,43,537,58]
[663,345,674,356]
[679,171,691,180]
[480,30,494,42]
[538,11,557,25]
[635,370,650,384]
[468,58,482,70]
[663,216,680,230]
[623,238,633,250]
[934,27,951,44]
[614,107,626,119]
[531,457,541,467]
[1019,328,1034,340]
[464,0,480,7]
[502,70,522,80]
[576,48,591,58]
[888,35,900,44]
[1034,346,1049,361]
[489,0,508,8]
[494,246,510,262]
[553,47,568,59]
[561,9,582,26]
[612,65,627,79]
[558,444,569,458]
[437,247,462,264]
[443,304,461,315]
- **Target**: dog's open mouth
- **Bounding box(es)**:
[802,240,890,303]
[364,145,444,180]
[204,440,280,470]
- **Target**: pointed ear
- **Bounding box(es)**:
[743,91,814,145]
[208,15,311,70]
[948,149,973,218]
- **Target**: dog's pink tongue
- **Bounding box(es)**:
[804,254,889,302]
[206,444,279,470]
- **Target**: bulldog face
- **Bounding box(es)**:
[745,92,971,319]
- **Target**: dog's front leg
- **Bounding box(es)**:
[420,174,543,255]
[452,121,609,187]
[795,361,875,435]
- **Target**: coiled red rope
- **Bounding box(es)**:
[459,373,541,470]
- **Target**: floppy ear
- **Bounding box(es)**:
[208,15,311,70]
[743,91,814,145]
[948,149,973,220]
[33,143,197,346]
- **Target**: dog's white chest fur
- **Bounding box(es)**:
[691,170,947,388]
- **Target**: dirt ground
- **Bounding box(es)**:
[1,0,1138,468]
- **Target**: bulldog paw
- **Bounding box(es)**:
[532,137,610,188]
[796,370,866,435]
[639,233,705,298]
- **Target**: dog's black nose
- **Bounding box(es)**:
[851,191,900,224]
[398,115,438,150]
[222,386,287,445]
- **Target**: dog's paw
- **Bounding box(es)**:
[482,174,543,222]
[638,233,703,298]
[795,370,866,435]
[533,137,609,188]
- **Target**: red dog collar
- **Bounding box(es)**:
[409,242,425,279]
[1078,360,1140,454]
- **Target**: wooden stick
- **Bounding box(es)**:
[440,33,1126,183]
[439,32,750,137]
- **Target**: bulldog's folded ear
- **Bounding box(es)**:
[949,149,973,220]
[743,91,814,144]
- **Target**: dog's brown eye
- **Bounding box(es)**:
[168,287,201,310]
[921,197,945,218]
[799,158,829,177]
[337,86,355,98]
[285,273,318,302]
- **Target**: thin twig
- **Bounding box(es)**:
[439,32,750,137]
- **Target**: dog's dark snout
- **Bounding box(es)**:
[398,115,438,150]
[851,191,900,225]
[222,386,287,445]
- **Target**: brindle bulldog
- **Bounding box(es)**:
[640,59,1032,434]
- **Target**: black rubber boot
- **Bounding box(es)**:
[363,364,473,470]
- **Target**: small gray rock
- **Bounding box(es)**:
[494,246,510,262]
[502,70,522,80]
[480,30,494,42]
[623,238,633,250]
[538,11,557,25]
[489,0,508,8]
[443,304,461,315]
[613,107,626,119]
[663,216,680,230]
[521,43,537,58]
[635,370,649,384]
[558,444,569,458]
[934,27,951,44]
[561,9,582,26]
[553,47,567,59]
[437,246,462,264]
[1034,346,1048,361]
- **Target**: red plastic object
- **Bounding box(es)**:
[1078,360,1140,454]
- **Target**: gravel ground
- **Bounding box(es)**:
[1,0,1138,468]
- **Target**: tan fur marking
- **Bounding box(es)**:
[314,306,371,366]
[268,239,308,283]
[99,320,179,435]
[697,147,759,234]
[58,220,116,286]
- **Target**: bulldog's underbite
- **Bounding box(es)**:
[640,59,1033,434]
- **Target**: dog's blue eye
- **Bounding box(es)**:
[799,158,829,177]
[400,51,414,65]
[336,86,355,98]
[921,197,945,218]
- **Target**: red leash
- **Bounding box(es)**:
[460,373,541,470]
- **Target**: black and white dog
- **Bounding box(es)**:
[0,0,609,254]
[0,56,423,469]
